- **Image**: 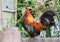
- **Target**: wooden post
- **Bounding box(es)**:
[14,0,17,25]
[20,38,60,42]
[0,0,3,31]
[1,27,20,42]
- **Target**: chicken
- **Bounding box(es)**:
[22,5,39,37]
[22,5,56,37]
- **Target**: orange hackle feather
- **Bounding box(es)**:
[23,5,35,25]
[33,21,44,32]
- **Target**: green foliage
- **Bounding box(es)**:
[6,16,15,27]
[56,0,60,21]
[17,0,60,38]
[46,26,51,37]
[57,0,60,7]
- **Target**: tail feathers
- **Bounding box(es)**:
[42,10,56,17]
[40,10,56,26]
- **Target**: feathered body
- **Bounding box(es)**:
[22,5,56,37]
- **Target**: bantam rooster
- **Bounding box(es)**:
[22,5,56,37]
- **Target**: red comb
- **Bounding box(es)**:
[25,4,30,15]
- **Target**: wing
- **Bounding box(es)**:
[22,19,37,37]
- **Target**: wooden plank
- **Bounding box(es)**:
[14,0,17,25]
[1,27,20,42]
[0,0,3,31]
[0,28,60,42]
[21,38,60,42]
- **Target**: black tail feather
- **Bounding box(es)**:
[40,10,56,26]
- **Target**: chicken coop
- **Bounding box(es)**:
[0,0,60,42]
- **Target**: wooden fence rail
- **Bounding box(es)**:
[0,28,60,42]
[20,38,60,42]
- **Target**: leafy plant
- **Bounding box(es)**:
[17,0,60,38]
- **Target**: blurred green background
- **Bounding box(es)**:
[17,0,60,38]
